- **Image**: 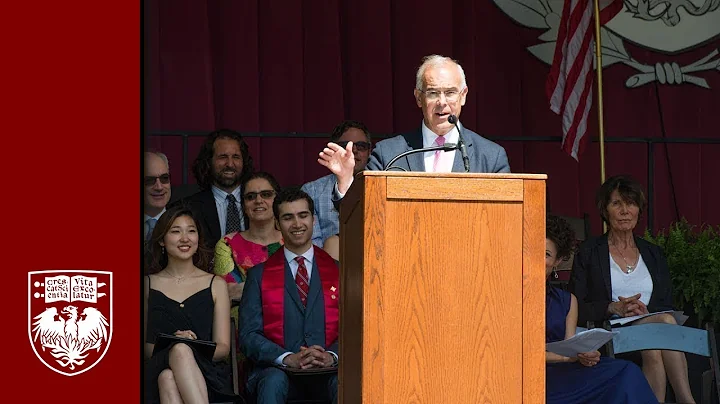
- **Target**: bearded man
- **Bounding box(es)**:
[180,129,255,250]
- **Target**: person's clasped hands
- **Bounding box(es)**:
[607,293,649,317]
[174,329,197,340]
[282,345,335,369]
[576,351,600,367]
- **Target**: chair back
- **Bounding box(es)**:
[610,323,711,357]
[607,323,719,404]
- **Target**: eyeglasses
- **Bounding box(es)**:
[243,190,276,202]
[336,141,372,152]
[144,174,171,187]
[419,88,463,102]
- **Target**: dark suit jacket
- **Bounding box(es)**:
[174,188,247,250]
[568,233,675,327]
[366,126,510,173]
[238,250,340,367]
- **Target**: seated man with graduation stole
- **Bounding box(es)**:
[239,187,339,404]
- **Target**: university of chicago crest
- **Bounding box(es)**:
[28,270,112,376]
[494,0,720,88]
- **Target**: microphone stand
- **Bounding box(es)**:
[448,114,470,172]
[384,143,458,171]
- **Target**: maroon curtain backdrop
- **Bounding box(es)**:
[144,0,720,235]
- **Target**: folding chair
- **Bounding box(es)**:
[605,322,719,404]
[211,315,244,403]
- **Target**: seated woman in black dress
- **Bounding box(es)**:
[545,214,657,404]
[144,205,237,404]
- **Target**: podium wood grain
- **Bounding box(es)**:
[339,173,546,404]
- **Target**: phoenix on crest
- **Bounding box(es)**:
[32,305,109,370]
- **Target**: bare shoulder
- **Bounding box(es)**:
[209,273,228,293]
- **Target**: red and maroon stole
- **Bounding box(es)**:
[261,246,339,347]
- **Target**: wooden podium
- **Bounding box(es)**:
[337,172,547,404]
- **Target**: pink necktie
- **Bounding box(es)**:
[433,136,446,172]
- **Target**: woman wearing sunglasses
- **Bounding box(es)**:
[214,171,283,302]
[213,171,283,392]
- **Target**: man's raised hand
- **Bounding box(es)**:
[318,141,355,194]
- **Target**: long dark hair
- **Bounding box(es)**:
[144,205,213,274]
[191,129,254,190]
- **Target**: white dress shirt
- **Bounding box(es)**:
[284,247,315,282]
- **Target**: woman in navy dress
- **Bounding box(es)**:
[545,215,658,404]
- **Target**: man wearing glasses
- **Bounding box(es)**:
[302,120,372,247]
[318,54,510,197]
[143,151,172,242]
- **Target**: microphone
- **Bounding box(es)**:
[448,114,470,172]
[383,142,459,171]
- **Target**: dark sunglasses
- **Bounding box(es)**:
[144,174,171,187]
[336,141,372,152]
[243,190,276,202]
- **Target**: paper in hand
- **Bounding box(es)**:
[546,328,618,358]
[608,310,687,326]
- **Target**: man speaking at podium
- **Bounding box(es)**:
[318,54,511,197]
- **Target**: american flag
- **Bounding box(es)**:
[546,0,623,161]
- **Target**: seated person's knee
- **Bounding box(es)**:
[169,342,194,359]
[656,313,677,324]
[257,367,290,391]
[641,349,663,365]
[158,369,175,387]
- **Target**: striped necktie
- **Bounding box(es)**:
[295,256,310,307]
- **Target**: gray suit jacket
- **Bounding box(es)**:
[366,125,510,173]
[331,126,511,209]
[238,250,339,367]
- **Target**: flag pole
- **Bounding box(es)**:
[592,0,608,233]
[593,0,607,185]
